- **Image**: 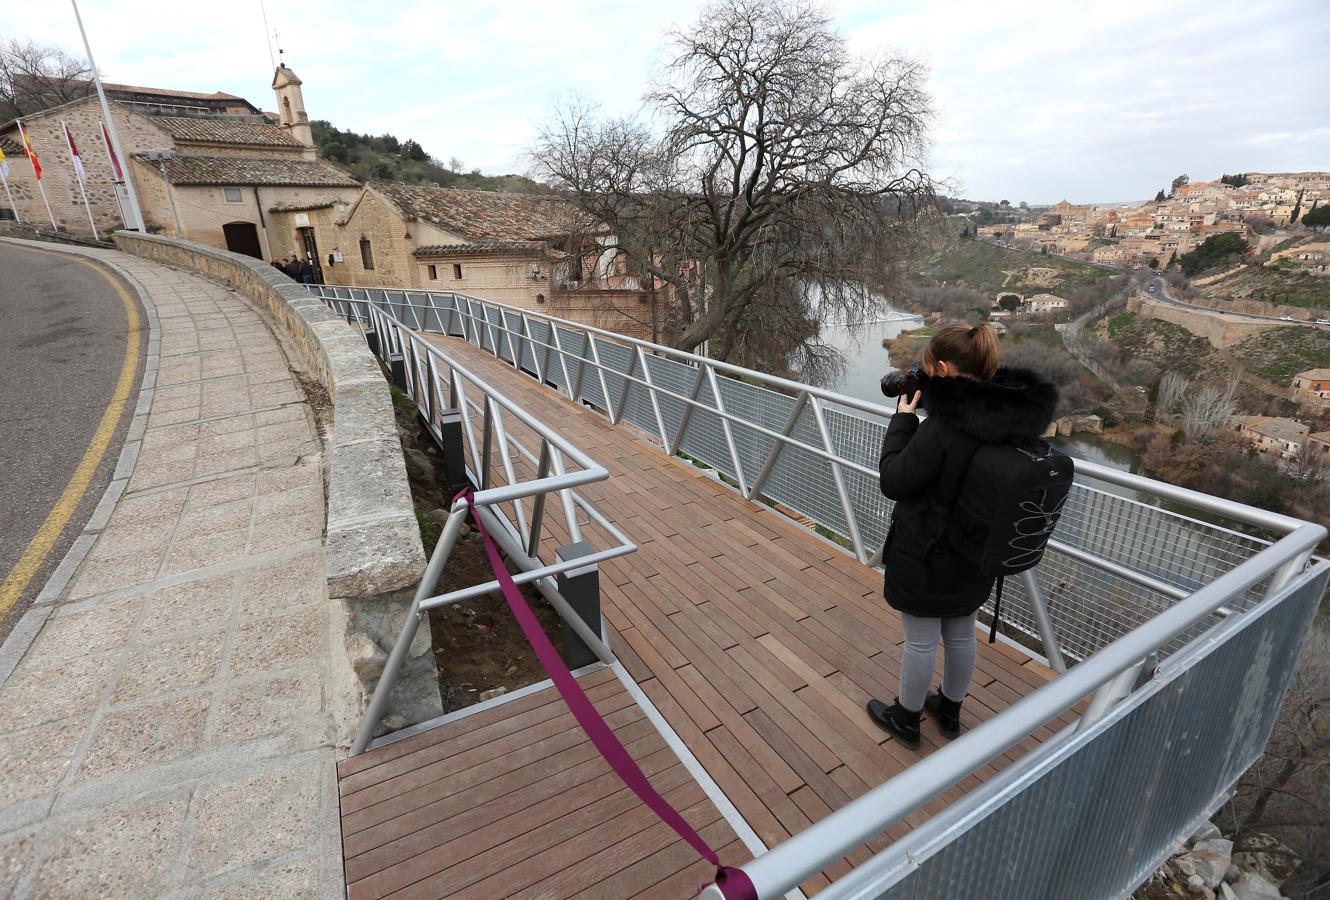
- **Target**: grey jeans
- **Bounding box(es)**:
[898,611,978,712]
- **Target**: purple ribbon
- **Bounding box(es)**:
[458,489,756,900]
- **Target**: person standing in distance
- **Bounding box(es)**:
[867,324,1059,748]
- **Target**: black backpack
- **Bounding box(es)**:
[942,440,1074,642]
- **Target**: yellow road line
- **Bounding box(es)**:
[0,253,142,617]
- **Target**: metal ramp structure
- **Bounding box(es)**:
[310,284,1328,900]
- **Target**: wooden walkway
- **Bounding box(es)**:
[337,335,1077,898]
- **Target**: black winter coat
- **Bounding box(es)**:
[879,367,1059,618]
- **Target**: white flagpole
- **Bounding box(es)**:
[71,0,145,232]
[64,121,100,240]
[18,119,58,230]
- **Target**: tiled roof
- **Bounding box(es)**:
[374,183,589,241]
[152,116,303,147]
[104,82,246,102]
[138,154,359,187]
[0,135,21,155]
[413,240,547,257]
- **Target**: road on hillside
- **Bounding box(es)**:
[0,242,145,642]
[1147,274,1329,328]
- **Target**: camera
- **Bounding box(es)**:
[880,365,925,399]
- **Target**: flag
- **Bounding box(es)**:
[63,122,86,183]
[100,121,123,181]
[0,144,9,181]
[17,120,42,180]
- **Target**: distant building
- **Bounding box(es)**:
[1229,415,1310,460]
[1307,432,1330,467]
[1292,368,1330,406]
[1021,293,1070,314]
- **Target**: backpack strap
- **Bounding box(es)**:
[988,575,1005,644]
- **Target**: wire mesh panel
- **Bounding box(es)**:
[865,567,1327,900]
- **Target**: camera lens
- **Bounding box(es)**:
[880,369,918,399]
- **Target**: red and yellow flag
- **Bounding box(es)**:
[100,121,123,180]
[16,120,42,180]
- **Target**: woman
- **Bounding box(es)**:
[866,323,1058,748]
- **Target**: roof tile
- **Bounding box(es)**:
[138,154,359,187]
[152,115,303,147]
[374,183,588,241]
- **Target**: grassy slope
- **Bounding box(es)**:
[1203,265,1330,309]
[920,240,1112,296]
[1229,327,1330,381]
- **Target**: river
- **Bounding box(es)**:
[820,315,1155,501]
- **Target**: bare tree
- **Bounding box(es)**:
[1180,371,1240,440]
[1156,371,1190,422]
[0,39,92,120]
[531,0,936,372]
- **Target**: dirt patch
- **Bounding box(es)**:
[387,379,559,714]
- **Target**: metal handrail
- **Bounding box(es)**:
[701,525,1322,899]
[319,294,638,756]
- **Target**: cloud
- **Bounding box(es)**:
[9,0,1328,199]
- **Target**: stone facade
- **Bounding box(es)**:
[1,68,359,255]
[267,184,659,339]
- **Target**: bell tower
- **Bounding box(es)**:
[272,63,315,156]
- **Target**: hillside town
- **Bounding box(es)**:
[973,173,1330,269]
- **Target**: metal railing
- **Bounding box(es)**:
[329,296,637,756]
[309,284,1327,898]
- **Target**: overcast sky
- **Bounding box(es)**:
[8,0,1328,203]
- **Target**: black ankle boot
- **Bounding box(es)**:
[924,687,963,737]
[866,697,921,749]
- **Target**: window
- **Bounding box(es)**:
[223,187,243,203]
[427,264,438,280]
[536,294,545,304]
[359,238,375,270]
[453,264,463,280]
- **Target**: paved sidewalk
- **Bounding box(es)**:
[0,242,343,897]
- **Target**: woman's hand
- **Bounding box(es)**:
[897,390,922,414]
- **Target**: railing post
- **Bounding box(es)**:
[350,507,468,756]
[636,346,671,454]
[527,441,553,557]
[1076,658,1145,732]
[1022,568,1067,674]
[671,365,708,454]
[556,542,601,670]
[809,396,866,564]
[389,350,407,391]
[610,339,637,425]
[438,409,469,490]
[705,365,749,496]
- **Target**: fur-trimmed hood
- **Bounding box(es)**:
[919,366,1059,444]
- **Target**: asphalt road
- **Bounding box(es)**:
[0,242,145,642]
[1147,274,1329,327]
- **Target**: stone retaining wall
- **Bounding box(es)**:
[1130,297,1277,348]
[113,231,442,738]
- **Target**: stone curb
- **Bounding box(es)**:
[110,232,426,602]
[0,241,162,693]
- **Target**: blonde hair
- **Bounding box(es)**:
[923,323,1000,381]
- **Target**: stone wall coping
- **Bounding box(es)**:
[112,230,425,600]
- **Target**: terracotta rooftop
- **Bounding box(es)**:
[413,240,548,257]
[0,135,21,156]
[104,82,247,102]
[152,116,303,148]
[268,199,340,213]
[138,154,359,187]
[374,183,590,241]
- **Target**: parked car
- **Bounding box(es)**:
[1279,315,1295,322]
[1316,319,1330,326]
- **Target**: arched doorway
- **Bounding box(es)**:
[223,222,263,259]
